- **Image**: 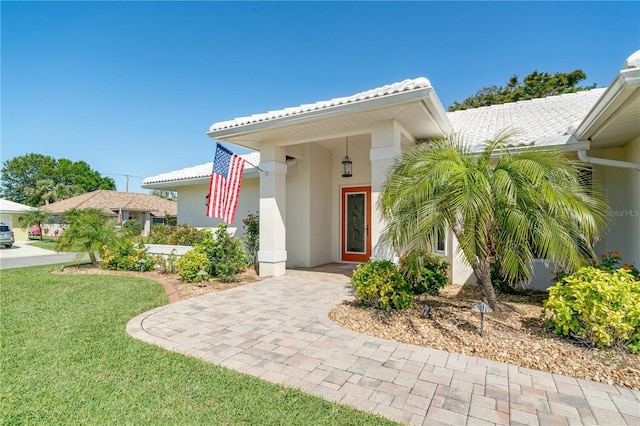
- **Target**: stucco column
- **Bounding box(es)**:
[370,120,402,259]
[258,144,287,276]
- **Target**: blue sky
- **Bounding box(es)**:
[2,1,639,193]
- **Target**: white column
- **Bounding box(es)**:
[370,120,402,259]
[258,143,287,276]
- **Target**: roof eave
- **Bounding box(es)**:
[206,87,451,146]
[574,67,640,142]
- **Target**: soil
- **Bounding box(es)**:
[54,265,639,390]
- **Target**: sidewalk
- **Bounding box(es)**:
[127,267,640,425]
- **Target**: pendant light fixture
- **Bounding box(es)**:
[342,137,353,178]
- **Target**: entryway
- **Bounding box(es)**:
[341,186,371,262]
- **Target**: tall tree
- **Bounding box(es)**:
[1,154,115,206]
[379,134,610,310]
[449,70,597,111]
[55,208,118,266]
[20,208,52,242]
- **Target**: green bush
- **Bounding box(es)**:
[100,238,156,271]
[542,267,640,353]
[148,224,209,246]
[122,219,143,236]
[398,248,449,295]
[198,224,247,282]
[243,211,259,273]
[176,250,211,283]
[351,260,413,311]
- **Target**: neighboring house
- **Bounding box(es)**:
[43,190,177,236]
[0,198,36,241]
[143,50,639,288]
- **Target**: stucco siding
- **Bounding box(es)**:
[285,145,311,268]
[309,143,333,266]
[591,146,639,267]
[176,178,259,236]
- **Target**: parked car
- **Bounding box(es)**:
[0,223,15,248]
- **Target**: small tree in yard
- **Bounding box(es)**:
[56,208,118,266]
[243,211,259,273]
[379,134,610,310]
[20,208,52,242]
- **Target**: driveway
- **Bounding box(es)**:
[127,266,640,425]
[0,242,84,269]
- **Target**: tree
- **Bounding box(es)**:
[448,69,597,111]
[55,208,118,266]
[0,154,115,206]
[379,134,610,310]
[150,189,177,201]
[20,208,52,242]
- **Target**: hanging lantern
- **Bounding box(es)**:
[342,137,353,178]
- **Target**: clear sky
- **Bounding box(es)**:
[2,1,639,193]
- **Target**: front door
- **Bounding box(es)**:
[341,186,371,262]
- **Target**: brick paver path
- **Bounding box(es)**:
[127,267,640,425]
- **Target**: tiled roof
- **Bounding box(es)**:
[143,152,260,185]
[447,88,607,147]
[0,198,35,213]
[43,190,177,216]
[209,78,432,132]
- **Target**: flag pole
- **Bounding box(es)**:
[242,157,265,173]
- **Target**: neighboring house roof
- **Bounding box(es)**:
[42,190,177,217]
[0,198,36,213]
[446,88,607,148]
[142,152,261,187]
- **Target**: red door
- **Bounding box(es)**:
[341,186,371,262]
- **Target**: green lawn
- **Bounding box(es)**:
[1,265,397,425]
[27,237,59,251]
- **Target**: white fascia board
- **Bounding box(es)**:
[141,169,260,189]
[421,89,454,135]
[574,68,640,141]
[206,88,438,141]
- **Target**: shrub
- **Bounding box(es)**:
[176,250,211,283]
[553,250,640,283]
[155,249,178,275]
[398,248,449,295]
[148,224,209,246]
[542,267,640,353]
[101,238,156,271]
[122,219,143,236]
[351,260,413,311]
[243,211,259,273]
[198,224,247,282]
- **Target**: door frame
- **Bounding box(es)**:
[341,186,372,262]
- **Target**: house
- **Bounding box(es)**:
[0,198,36,241]
[43,190,177,236]
[143,50,639,288]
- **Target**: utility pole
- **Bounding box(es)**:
[125,175,130,192]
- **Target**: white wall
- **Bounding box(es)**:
[176,177,259,237]
[591,140,640,268]
[309,143,333,266]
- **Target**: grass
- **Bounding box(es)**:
[1,265,397,425]
[27,237,59,251]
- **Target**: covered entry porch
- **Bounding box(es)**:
[207,78,453,276]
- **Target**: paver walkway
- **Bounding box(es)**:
[127,266,640,425]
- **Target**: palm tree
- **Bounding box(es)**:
[20,208,52,242]
[55,208,118,266]
[379,134,610,310]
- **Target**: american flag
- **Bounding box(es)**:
[206,143,245,224]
